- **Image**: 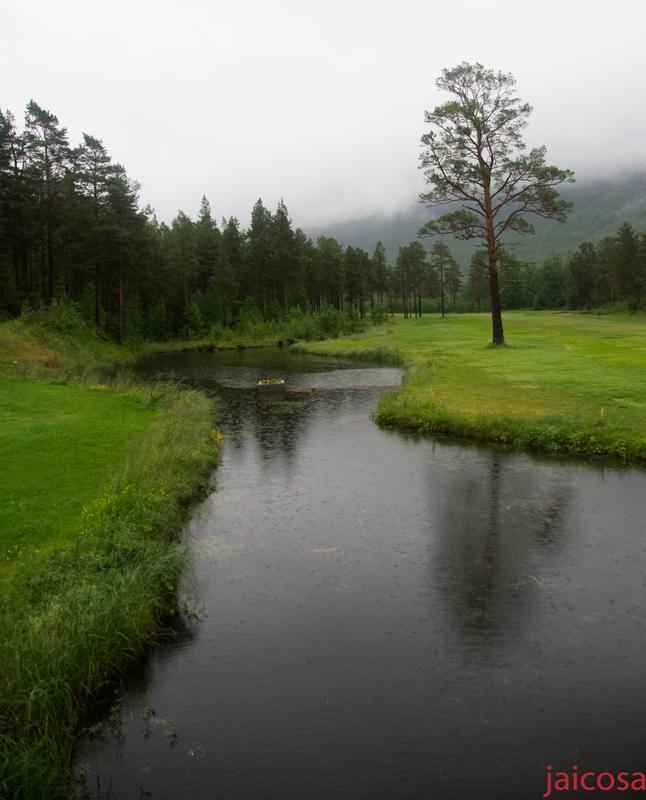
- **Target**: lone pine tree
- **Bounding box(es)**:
[419,62,574,344]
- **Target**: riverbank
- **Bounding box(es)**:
[0,313,219,798]
[295,311,646,461]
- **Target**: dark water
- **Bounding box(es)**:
[75,349,646,800]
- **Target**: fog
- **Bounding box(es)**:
[2,0,645,227]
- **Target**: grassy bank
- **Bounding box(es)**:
[0,312,219,798]
[0,379,156,572]
[297,311,646,461]
[0,301,368,376]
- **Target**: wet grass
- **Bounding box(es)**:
[0,379,156,571]
[0,315,134,378]
[297,312,646,461]
[0,317,219,798]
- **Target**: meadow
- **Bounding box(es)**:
[0,379,157,571]
[298,311,646,461]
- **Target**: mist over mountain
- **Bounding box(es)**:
[306,172,646,267]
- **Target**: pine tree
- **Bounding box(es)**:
[247,199,273,317]
[195,195,221,293]
[272,200,298,313]
[419,63,573,343]
[316,236,344,310]
[430,241,456,318]
[371,241,389,307]
[24,101,70,302]
[75,133,114,325]
[467,250,490,311]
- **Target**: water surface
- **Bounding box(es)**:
[76,348,646,799]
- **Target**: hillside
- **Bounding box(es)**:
[306,172,646,266]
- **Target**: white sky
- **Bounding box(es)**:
[3,0,645,226]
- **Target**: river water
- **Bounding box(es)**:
[75,348,646,800]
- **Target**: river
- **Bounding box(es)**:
[75,348,646,799]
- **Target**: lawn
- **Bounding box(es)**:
[299,311,646,460]
[0,378,156,571]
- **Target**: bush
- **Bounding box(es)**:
[25,298,97,340]
[284,307,321,340]
[370,303,388,325]
[318,305,341,336]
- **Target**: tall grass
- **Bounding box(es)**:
[291,341,405,366]
[0,300,135,378]
[0,384,218,798]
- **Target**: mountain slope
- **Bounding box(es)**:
[306,173,646,266]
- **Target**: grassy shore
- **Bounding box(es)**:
[296,311,646,461]
[0,314,219,798]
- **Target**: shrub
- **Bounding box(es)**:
[26,298,97,340]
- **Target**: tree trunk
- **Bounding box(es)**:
[95,264,101,327]
[93,202,102,328]
[46,204,54,302]
[44,147,55,303]
[486,244,504,345]
[484,189,505,345]
[117,256,125,345]
[440,266,445,318]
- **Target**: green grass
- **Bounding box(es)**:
[0,312,220,798]
[0,381,218,799]
[0,379,157,571]
[298,311,646,461]
[0,312,134,378]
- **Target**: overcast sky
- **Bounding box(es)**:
[3,0,645,227]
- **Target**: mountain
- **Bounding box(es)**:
[305,173,646,267]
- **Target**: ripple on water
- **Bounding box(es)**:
[74,348,646,800]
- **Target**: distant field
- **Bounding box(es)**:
[0,378,155,571]
[300,312,646,460]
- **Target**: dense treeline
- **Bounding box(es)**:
[2,102,646,340]
[390,223,646,315]
[457,222,646,313]
[0,102,397,341]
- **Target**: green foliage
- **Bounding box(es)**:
[183,300,206,338]
[419,63,574,242]
[565,225,646,310]
[147,298,168,340]
[332,345,404,365]
[0,102,395,344]
[306,174,646,270]
[370,303,388,324]
[25,298,97,339]
[0,379,217,798]
[318,304,342,335]
[209,304,367,345]
[419,61,574,344]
